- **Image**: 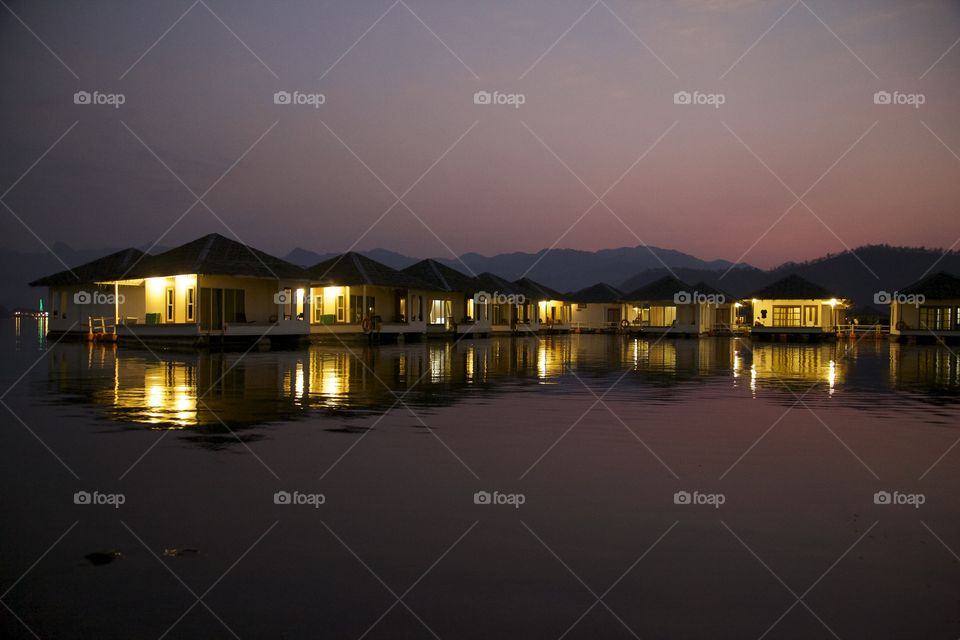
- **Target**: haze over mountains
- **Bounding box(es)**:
[4,242,958,314]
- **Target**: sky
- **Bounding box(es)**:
[0,0,958,269]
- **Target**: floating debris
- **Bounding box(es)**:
[162,548,199,558]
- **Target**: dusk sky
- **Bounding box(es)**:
[1,0,959,268]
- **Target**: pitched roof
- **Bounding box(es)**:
[513,277,565,300]
[900,271,960,299]
[310,252,431,289]
[568,282,624,303]
[30,248,146,287]
[746,274,841,300]
[623,275,691,302]
[402,259,480,293]
[129,233,310,280]
[474,272,525,296]
[690,281,732,300]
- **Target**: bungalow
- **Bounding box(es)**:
[568,283,624,332]
[31,247,146,336]
[513,277,571,332]
[888,271,960,343]
[744,274,848,339]
[401,259,491,337]
[31,233,313,345]
[474,272,529,333]
[686,281,737,334]
[307,252,437,340]
[622,275,701,335]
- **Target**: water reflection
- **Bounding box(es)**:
[739,342,847,396]
[36,331,960,436]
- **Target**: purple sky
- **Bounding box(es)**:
[1,0,958,268]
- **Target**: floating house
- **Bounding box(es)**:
[744,274,848,339]
[474,272,529,333]
[687,281,737,334]
[307,252,436,340]
[888,271,960,343]
[622,275,700,335]
[568,283,624,332]
[513,277,571,332]
[402,259,491,336]
[31,234,312,345]
[31,247,146,335]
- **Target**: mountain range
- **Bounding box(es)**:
[3,242,958,314]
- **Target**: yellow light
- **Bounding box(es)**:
[829,298,838,307]
[751,299,759,304]
[734,302,742,308]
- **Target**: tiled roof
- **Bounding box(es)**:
[310,252,432,289]
[568,282,624,303]
[30,248,146,286]
[128,233,310,280]
[623,275,691,302]
[747,274,840,300]
[402,259,480,293]
[900,271,960,299]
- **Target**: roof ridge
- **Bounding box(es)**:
[351,253,371,284]
[428,260,451,291]
[195,234,217,272]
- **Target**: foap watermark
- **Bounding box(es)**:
[274,90,325,108]
[873,90,924,109]
[74,90,126,109]
[473,90,525,109]
[474,291,525,305]
[473,490,526,509]
[274,290,292,305]
[674,290,726,306]
[874,490,925,509]
[74,490,126,509]
[274,490,325,508]
[674,90,725,109]
[74,291,124,305]
[874,291,925,306]
[673,490,725,509]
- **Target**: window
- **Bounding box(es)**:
[919,306,954,331]
[577,303,587,310]
[314,296,324,322]
[772,305,801,327]
[803,305,818,326]
[606,307,621,323]
[492,304,507,325]
[185,287,195,322]
[165,288,175,322]
[336,295,346,322]
[430,300,451,324]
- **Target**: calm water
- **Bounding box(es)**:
[2,317,959,639]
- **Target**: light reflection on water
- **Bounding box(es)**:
[30,328,960,432]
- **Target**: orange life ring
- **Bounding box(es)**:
[895,321,907,331]
[619,319,629,329]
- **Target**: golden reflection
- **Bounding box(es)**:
[43,336,960,433]
[746,343,845,393]
[890,343,960,389]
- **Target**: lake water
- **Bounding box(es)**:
[2,317,959,639]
